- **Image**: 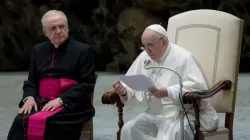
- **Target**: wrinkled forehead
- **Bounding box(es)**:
[45,14,66,27]
[141,29,159,44]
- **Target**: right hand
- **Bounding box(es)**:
[19,97,38,115]
[112,81,127,95]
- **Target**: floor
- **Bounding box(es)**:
[0,72,249,140]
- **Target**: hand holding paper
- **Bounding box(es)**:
[112,81,127,95]
[148,87,168,98]
[120,75,156,92]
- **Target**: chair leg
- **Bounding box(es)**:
[90,119,93,140]
[117,106,124,140]
[225,113,234,140]
[117,131,121,140]
[79,119,93,140]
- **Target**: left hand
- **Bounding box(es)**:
[148,87,168,98]
[41,98,62,111]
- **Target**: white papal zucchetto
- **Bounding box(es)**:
[145,24,168,38]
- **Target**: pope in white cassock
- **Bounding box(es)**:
[112,24,219,140]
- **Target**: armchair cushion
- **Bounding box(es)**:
[201,127,229,140]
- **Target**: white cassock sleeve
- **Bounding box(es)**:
[167,54,209,106]
[119,53,144,105]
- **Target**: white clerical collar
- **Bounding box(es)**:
[158,42,171,63]
[51,41,59,48]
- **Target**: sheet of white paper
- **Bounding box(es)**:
[120,75,156,92]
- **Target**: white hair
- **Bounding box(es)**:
[153,31,168,42]
[41,10,68,27]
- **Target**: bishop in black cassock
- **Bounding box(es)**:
[7,10,96,140]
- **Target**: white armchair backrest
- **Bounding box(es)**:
[166,9,244,113]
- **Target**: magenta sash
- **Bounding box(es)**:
[27,78,78,140]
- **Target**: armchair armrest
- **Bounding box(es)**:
[102,91,124,140]
[182,80,232,140]
[183,80,232,104]
[102,91,124,107]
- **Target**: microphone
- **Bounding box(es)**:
[144,60,151,68]
[143,60,191,140]
[143,59,183,103]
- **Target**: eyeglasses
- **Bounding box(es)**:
[142,37,163,49]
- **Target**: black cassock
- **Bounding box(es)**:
[7,38,96,140]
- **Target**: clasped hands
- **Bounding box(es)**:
[113,81,168,98]
[19,97,62,115]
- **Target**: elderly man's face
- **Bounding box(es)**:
[141,29,167,62]
[42,14,69,46]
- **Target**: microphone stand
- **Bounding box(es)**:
[144,65,185,140]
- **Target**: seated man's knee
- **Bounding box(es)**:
[172,123,194,139]
[121,120,137,133]
[121,118,146,138]
[12,114,26,126]
[121,113,153,139]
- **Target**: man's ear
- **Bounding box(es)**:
[162,38,166,45]
[164,38,169,46]
[42,27,47,37]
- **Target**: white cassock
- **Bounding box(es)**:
[119,43,219,140]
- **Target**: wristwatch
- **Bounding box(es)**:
[57,97,64,105]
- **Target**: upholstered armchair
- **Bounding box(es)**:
[102,9,244,140]
[79,92,94,140]
[79,74,98,140]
